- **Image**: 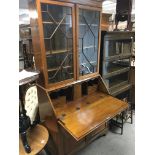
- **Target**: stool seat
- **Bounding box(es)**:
[19,124,49,155]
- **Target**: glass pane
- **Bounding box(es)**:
[41,3,74,84]
[116,90,130,101]
[103,59,130,75]
[105,72,129,89]
[78,8,100,76]
[105,39,132,58]
[123,41,132,54]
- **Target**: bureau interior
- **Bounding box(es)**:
[48,77,106,117]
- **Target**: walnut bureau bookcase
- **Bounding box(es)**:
[28,0,128,155]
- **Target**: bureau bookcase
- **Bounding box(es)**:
[28,1,128,155]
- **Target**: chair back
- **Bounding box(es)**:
[25,85,39,125]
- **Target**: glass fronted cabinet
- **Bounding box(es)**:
[100,31,135,96]
[29,0,102,89]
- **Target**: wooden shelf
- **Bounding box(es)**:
[48,65,72,72]
[42,21,98,27]
[109,80,128,89]
[79,45,97,50]
[105,53,132,62]
[110,83,132,97]
[103,67,130,78]
[79,23,98,27]
[42,21,54,24]
[46,49,72,56]
[42,21,72,25]
[80,61,97,66]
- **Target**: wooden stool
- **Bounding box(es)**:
[19,124,49,155]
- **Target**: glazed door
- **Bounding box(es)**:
[38,1,76,87]
[77,5,101,79]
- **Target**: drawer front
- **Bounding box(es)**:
[63,131,85,155]
[68,138,85,155]
[86,123,107,142]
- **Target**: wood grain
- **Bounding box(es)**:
[44,0,103,8]
[97,10,102,74]
[46,73,100,92]
[28,0,45,86]
[74,83,82,99]
[57,91,128,140]
[19,125,49,155]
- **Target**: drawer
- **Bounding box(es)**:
[86,123,107,142]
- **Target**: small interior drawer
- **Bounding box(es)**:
[87,84,98,95]
[85,123,106,142]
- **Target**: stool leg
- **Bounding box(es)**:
[20,131,31,153]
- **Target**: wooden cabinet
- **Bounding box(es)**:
[29,1,129,155]
[29,0,102,89]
